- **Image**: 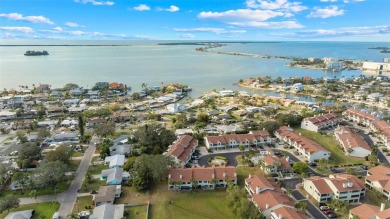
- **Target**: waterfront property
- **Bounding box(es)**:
[334,126,372,158]
[349,203,390,219]
[275,126,330,162]
[167,166,237,190]
[303,174,365,203]
[365,165,390,201]
[204,130,272,150]
[164,135,198,166]
[301,113,341,132]
[245,174,307,218]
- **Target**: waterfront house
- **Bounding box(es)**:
[164,135,198,166]
[100,167,130,185]
[349,203,390,219]
[94,185,121,206]
[301,113,341,132]
[219,90,234,97]
[36,84,51,93]
[168,166,237,190]
[90,204,124,219]
[166,103,186,113]
[334,126,371,158]
[105,155,125,168]
[274,126,330,162]
[86,90,101,99]
[204,131,272,150]
[93,82,109,90]
[245,174,307,218]
[365,165,390,201]
[291,83,304,92]
[303,174,365,203]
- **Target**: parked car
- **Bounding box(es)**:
[308,162,317,167]
[52,212,59,219]
[328,213,337,218]
[323,210,334,215]
[320,206,330,210]
[319,203,328,207]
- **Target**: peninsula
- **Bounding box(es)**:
[24,50,49,56]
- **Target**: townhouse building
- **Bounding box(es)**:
[164,135,198,166]
[204,130,272,150]
[334,126,372,158]
[301,113,342,132]
[343,108,379,127]
[365,165,390,201]
[349,203,390,219]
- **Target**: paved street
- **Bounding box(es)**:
[290,187,327,219]
[198,151,246,166]
[58,135,98,218]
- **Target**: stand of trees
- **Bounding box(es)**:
[226,184,264,219]
[17,143,41,169]
[133,123,176,154]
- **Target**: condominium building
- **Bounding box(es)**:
[334,126,372,158]
[204,130,272,150]
[301,113,341,132]
[165,135,198,166]
[365,165,390,201]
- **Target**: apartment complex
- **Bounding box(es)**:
[245,174,308,218]
[204,130,272,150]
[303,174,366,203]
[334,126,372,158]
[301,113,341,132]
[343,108,379,127]
[165,135,198,166]
[275,126,330,162]
[349,203,390,219]
[365,165,390,201]
[168,166,237,190]
[260,155,292,174]
[372,120,390,148]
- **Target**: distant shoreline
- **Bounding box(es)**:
[0,45,132,47]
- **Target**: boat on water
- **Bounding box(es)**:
[24,50,49,56]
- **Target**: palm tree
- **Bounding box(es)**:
[29,190,37,204]
[190,178,198,191]
[210,178,217,189]
[141,83,147,90]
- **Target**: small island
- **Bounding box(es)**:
[24,50,49,56]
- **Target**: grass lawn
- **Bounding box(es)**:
[68,159,81,172]
[87,164,108,175]
[362,188,390,208]
[236,165,265,186]
[124,205,148,219]
[149,183,236,219]
[72,150,84,157]
[2,180,70,198]
[116,186,149,205]
[80,179,106,193]
[294,128,367,166]
[73,195,94,213]
[0,202,60,219]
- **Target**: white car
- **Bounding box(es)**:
[52,212,59,219]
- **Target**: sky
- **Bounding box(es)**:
[0,0,389,41]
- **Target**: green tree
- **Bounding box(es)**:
[29,190,37,203]
[32,161,67,188]
[12,172,29,191]
[94,122,115,137]
[45,144,73,165]
[197,113,210,123]
[0,165,15,191]
[17,142,41,168]
[295,201,308,211]
[123,156,137,171]
[133,123,176,154]
[16,131,28,143]
[132,92,140,100]
[0,194,19,213]
[78,114,85,138]
[133,155,169,191]
[293,162,309,175]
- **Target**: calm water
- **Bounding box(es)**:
[0,40,389,97]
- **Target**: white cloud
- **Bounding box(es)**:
[307,5,344,18]
[52,27,63,32]
[173,27,246,35]
[274,25,390,38]
[177,33,195,38]
[246,0,307,12]
[198,9,284,22]
[320,0,337,2]
[75,0,114,6]
[133,4,150,11]
[0,26,34,33]
[229,20,303,29]
[0,13,54,24]
[166,5,180,12]
[343,0,364,3]
[65,22,83,27]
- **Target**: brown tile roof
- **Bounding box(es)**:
[376,208,390,219]
[373,120,390,146]
[262,156,292,171]
[350,204,380,219]
[250,130,270,137]
[205,132,270,145]
[252,190,294,211]
[168,166,237,182]
[335,126,371,152]
[305,113,341,127]
[305,176,333,194]
[273,206,309,219]
[326,174,365,192]
[344,108,379,122]
[276,126,329,154]
[366,165,390,193]
[245,175,275,192]
[166,135,198,163]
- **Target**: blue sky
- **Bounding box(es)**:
[0,0,389,41]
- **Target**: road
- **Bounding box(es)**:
[198,151,246,166]
[58,135,98,217]
[289,185,327,219]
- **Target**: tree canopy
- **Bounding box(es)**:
[45,144,73,164]
[17,142,41,168]
[293,162,309,175]
[0,194,19,213]
[226,184,264,219]
[32,160,67,188]
[94,122,115,137]
[133,123,176,154]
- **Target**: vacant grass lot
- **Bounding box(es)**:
[80,179,106,193]
[0,202,60,219]
[124,205,148,219]
[68,159,81,172]
[295,128,366,166]
[73,195,94,213]
[87,163,108,175]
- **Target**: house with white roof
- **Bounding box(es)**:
[104,155,125,168]
[100,167,130,185]
[89,204,124,219]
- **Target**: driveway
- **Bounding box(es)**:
[58,135,99,217]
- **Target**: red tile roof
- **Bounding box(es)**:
[273,206,308,219]
[166,135,198,163]
[245,174,275,192]
[366,165,390,193]
[262,156,292,171]
[205,132,270,145]
[343,109,379,122]
[168,166,237,182]
[252,190,294,211]
[335,126,371,152]
[305,113,341,127]
[350,204,380,219]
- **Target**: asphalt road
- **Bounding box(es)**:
[291,188,327,219]
[198,152,245,166]
[58,135,98,217]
